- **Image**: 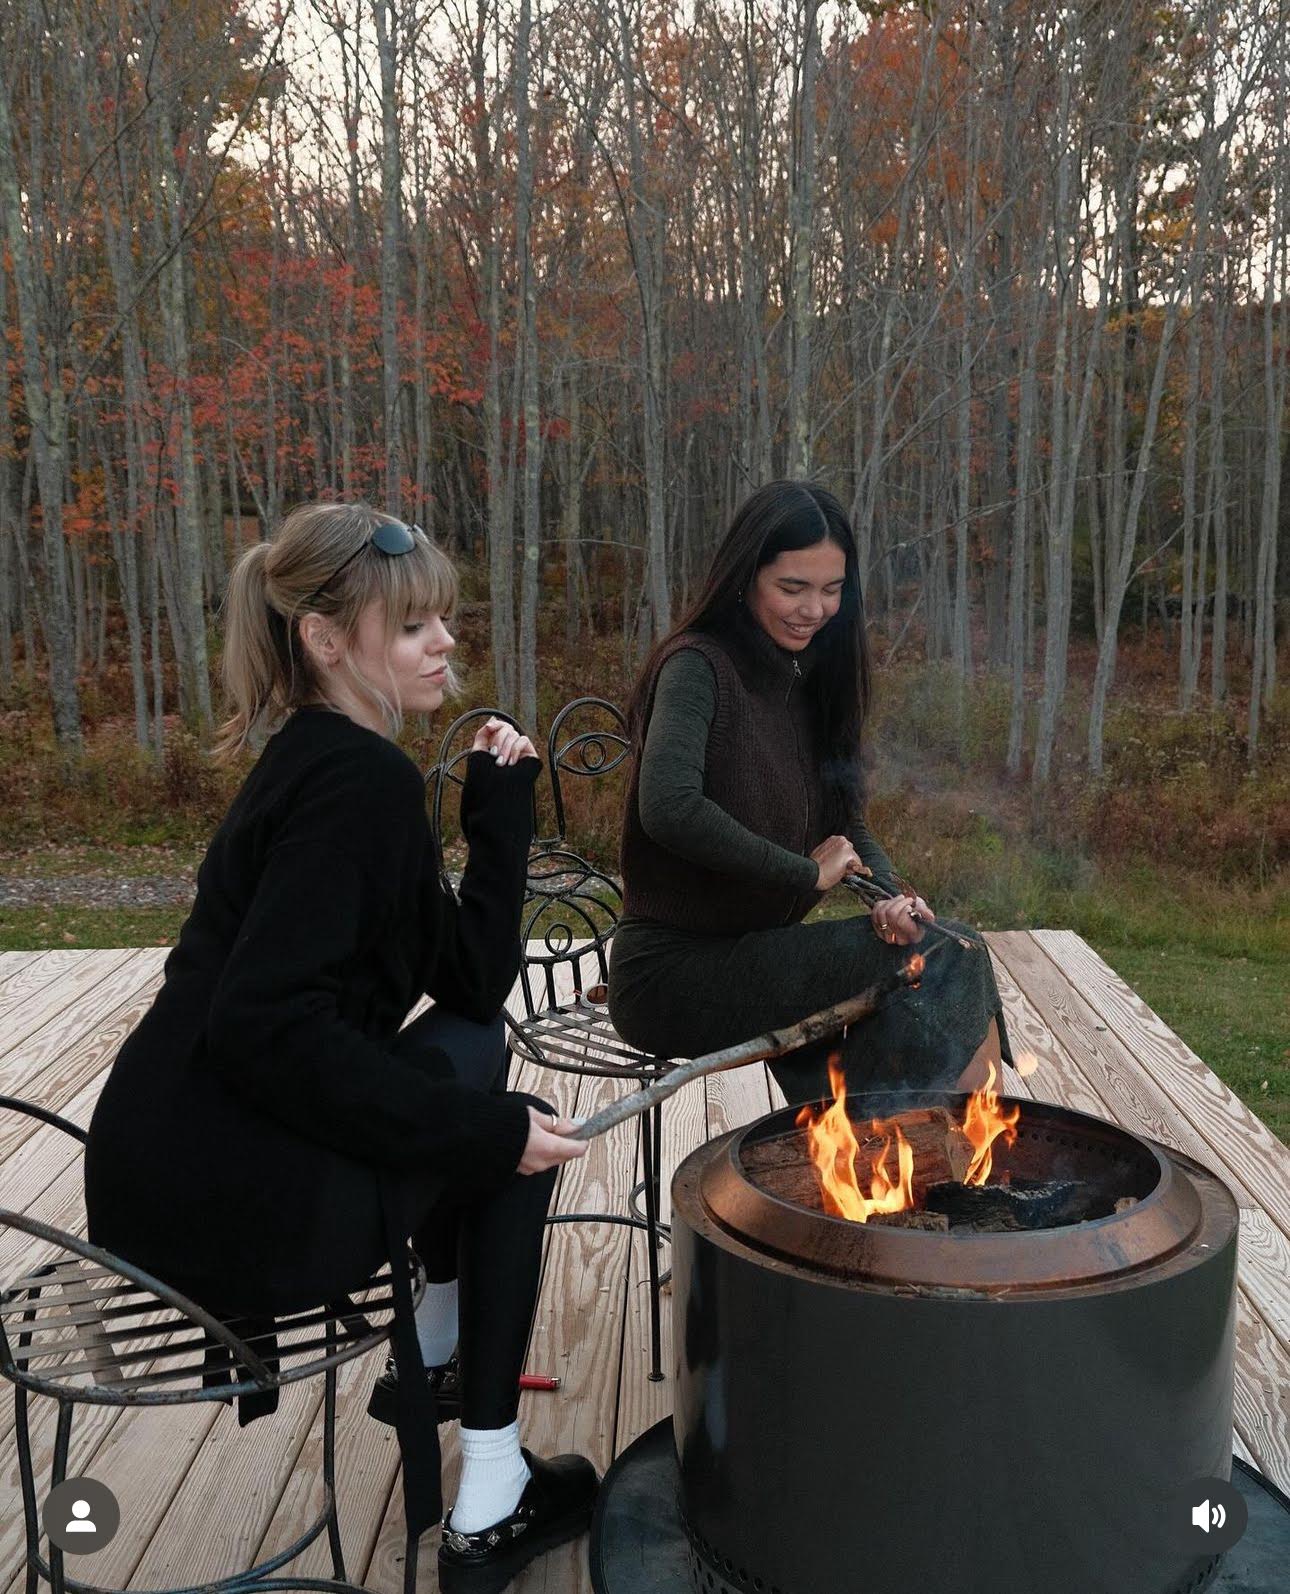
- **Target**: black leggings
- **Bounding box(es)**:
[391,1007,556,1430]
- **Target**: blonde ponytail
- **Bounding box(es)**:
[212,541,297,763]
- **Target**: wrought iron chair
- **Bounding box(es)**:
[424,696,678,1379]
[504,848,674,1379]
[542,696,632,856]
[0,1094,425,1594]
[424,705,535,892]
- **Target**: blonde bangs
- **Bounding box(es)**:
[373,533,458,636]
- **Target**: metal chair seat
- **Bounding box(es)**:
[506,986,671,1083]
[0,1096,426,1594]
[0,1217,406,1407]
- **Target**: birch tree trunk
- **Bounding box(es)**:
[614,0,670,639]
[156,108,213,727]
[785,0,819,477]
[1031,18,1078,792]
[373,0,403,514]
[1210,286,1230,705]
[0,46,81,753]
[515,0,542,732]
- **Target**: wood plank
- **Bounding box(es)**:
[0,955,166,1174]
[1239,1209,1290,1346]
[0,950,124,1046]
[0,949,166,1104]
[244,1340,399,1582]
[995,948,1290,1346]
[2,1395,224,1592]
[987,933,1260,1208]
[990,934,1289,1492]
[613,1044,708,1458]
[1231,1297,1290,1494]
[0,1384,188,1592]
[992,935,1290,1348]
[503,1071,632,1594]
[1033,929,1290,1236]
[124,1376,320,1586]
[0,951,41,1000]
[0,951,92,1021]
[704,1061,772,1140]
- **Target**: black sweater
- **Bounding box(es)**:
[85,705,535,1312]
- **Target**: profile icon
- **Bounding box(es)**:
[41,1478,120,1554]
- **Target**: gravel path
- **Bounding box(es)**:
[0,875,196,908]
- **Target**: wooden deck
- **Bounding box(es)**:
[0,933,1286,1591]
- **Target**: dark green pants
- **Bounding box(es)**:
[608,910,1013,1108]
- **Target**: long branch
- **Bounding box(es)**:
[569,947,940,1144]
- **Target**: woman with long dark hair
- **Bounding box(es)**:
[609,480,1012,1105]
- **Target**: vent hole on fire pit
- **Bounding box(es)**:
[686,1521,787,1594]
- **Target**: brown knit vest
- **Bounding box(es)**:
[620,620,827,935]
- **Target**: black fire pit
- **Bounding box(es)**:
[669,1093,1239,1594]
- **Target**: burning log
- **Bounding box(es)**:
[868,1209,950,1232]
[924,1178,1088,1232]
[741,1108,974,1211]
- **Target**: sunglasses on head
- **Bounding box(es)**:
[304,519,423,607]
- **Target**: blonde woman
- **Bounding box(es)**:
[85,504,597,1592]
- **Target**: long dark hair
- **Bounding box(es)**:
[627,479,873,828]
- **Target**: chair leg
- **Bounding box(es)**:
[322,1320,347,1582]
[403,1527,420,1594]
[13,1383,42,1594]
[639,1104,664,1382]
[49,1398,75,1594]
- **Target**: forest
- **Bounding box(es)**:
[0,2,1285,1129]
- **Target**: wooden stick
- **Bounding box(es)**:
[569,946,942,1143]
[839,872,981,952]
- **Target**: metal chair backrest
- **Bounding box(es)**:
[513,848,622,1016]
[544,697,630,852]
[426,706,537,891]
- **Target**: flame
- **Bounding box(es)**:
[794,1058,914,1222]
[961,1059,1021,1185]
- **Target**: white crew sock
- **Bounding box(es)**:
[414,1279,459,1369]
[450,1420,531,1532]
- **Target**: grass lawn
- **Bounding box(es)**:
[1089,941,1288,1144]
[0,904,187,949]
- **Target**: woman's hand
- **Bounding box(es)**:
[811,835,867,891]
[472,717,538,767]
[517,1106,588,1174]
[870,894,934,946]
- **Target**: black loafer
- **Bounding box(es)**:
[365,1352,461,1426]
[437,1448,599,1594]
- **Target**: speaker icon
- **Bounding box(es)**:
[1191,1499,1227,1533]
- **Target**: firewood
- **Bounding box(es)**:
[741,1107,974,1209]
[925,1178,1086,1231]
[868,1209,950,1231]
